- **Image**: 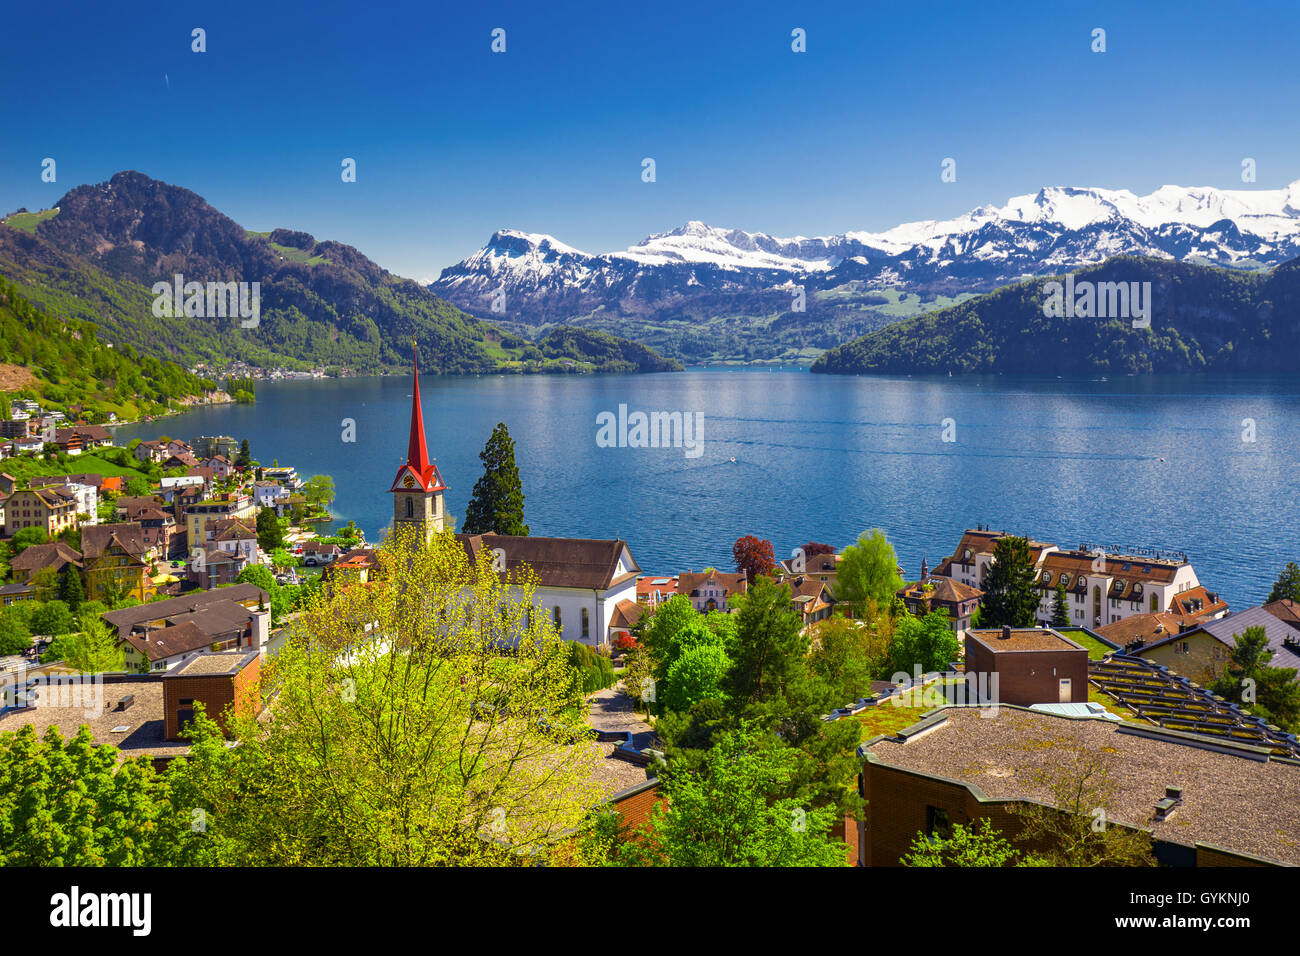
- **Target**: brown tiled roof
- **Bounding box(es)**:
[456,534,639,591]
[212,519,255,541]
[1263,599,1300,629]
[786,575,834,606]
[1167,585,1229,621]
[81,522,149,561]
[1038,550,1181,595]
[1096,612,1187,646]
[864,706,1300,866]
[102,582,268,637]
[610,599,644,630]
[678,569,748,599]
[124,621,215,662]
[901,577,983,605]
[29,472,105,490]
[10,541,83,575]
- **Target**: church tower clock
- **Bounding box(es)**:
[390,346,448,542]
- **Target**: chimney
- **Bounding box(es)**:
[1154,785,1183,821]
[1000,624,1012,640]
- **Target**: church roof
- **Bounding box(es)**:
[390,347,447,494]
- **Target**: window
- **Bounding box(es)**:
[925,806,952,842]
[581,608,590,638]
[406,497,413,518]
[553,606,561,630]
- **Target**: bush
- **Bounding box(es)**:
[569,642,616,694]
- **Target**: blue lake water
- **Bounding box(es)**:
[111,369,1300,609]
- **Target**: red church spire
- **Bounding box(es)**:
[390,343,446,493]
[406,345,431,475]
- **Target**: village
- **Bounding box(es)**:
[0,366,1298,870]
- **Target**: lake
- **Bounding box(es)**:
[111,369,1300,609]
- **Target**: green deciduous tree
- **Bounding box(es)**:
[462,422,528,536]
[902,818,1037,867]
[835,528,903,616]
[626,725,846,867]
[726,575,806,705]
[889,609,961,677]
[979,536,1040,628]
[1210,625,1300,733]
[58,565,84,612]
[61,614,126,673]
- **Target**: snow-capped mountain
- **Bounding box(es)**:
[429,179,1300,363]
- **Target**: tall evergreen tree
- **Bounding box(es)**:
[256,507,284,553]
[462,423,529,536]
[236,438,252,468]
[58,564,84,613]
[1051,580,1070,627]
[1267,562,1300,604]
[980,536,1040,628]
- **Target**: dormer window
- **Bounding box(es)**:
[1059,573,1071,588]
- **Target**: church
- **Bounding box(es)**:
[389,349,643,649]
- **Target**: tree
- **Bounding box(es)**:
[888,610,961,677]
[732,535,776,583]
[125,475,152,497]
[979,536,1040,628]
[255,506,284,553]
[166,523,604,865]
[626,725,846,867]
[801,541,835,557]
[9,527,48,555]
[302,474,335,510]
[30,600,74,638]
[0,612,32,656]
[1051,580,1070,627]
[58,565,84,612]
[725,576,806,705]
[61,614,126,673]
[902,818,1036,867]
[1267,562,1300,604]
[835,529,903,615]
[0,725,199,865]
[663,644,731,712]
[236,438,252,468]
[462,422,529,536]
[1210,625,1300,733]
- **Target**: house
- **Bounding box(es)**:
[2,486,80,537]
[786,575,836,629]
[0,473,16,495]
[856,705,1300,866]
[183,493,254,547]
[636,575,678,611]
[209,517,259,563]
[103,582,271,673]
[121,501,180,559]
[82,522,154,603]
[1262,598,1300,631]
[608,600,644,644]
[133,439,169,463]
[53,425,111,453]
[10,542,83,587]
[324,547,380,587]
[777,548,841,592]
[164,452,201,471]
[300,540,342,565]
[1129,605,1300,687]
[202,455,236,480]
[0,582,37,607]
[963,626,1090,706]
[896,572,983,636]
[28,475,99,524]
[677,569,748,613]
[252,479,290,511]
[159,474,206,502]
[456,534,641,648]
[165,439,193,458]
[12,436,44,455]
[188,546,247,590]
[186,465,217,488]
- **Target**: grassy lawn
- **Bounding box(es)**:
[1058,627,1116,660]
[1,453,150,482]
[1,208,60,233]
[855,704,934,739]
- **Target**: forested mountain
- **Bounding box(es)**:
[0,172,678,377]
[812,256,1300,375]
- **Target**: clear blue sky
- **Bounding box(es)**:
[2,0,1297,280]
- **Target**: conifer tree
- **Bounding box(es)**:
[463,423,529,536]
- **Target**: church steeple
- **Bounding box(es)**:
[390,344,447,540]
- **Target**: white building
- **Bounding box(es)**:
[457,534,641,649]
[933,527,1223,630]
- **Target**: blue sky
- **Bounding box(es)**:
[2,0,1297,279]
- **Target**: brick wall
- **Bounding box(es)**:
[163,656,260,740]
[965,640,1089,706]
